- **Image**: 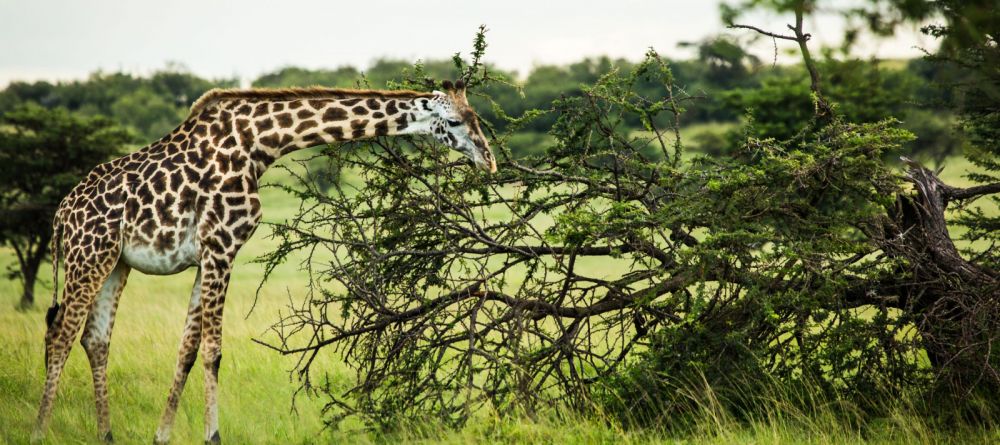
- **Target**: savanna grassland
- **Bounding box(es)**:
[6,1,1000,439]
[1,148,998,445]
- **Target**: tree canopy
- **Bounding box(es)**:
[0,104,130,307]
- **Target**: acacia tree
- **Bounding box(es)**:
[257,9,999,430]
[0,105,129,308]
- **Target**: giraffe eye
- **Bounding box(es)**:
[446,119,462,127]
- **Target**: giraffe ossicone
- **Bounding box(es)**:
[32,81,495,444]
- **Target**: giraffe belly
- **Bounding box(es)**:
[122,231,201,275]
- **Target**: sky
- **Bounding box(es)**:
[0,0,938,87]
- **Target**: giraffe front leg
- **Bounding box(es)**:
[80,261,131,443]
[198,258,232,445]
[154,269,204,445]
[194,191,260,445]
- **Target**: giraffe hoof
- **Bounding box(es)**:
[30,426,47,444]
[103,431,114,443]
[205,430,221,445]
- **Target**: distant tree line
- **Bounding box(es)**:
[0,44,967,161]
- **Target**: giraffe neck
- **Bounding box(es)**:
[188,91,439,175]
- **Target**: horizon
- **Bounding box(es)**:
[2,0,937,88]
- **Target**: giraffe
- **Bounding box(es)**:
[32,80,495,444]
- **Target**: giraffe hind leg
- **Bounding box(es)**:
[155,268,204,445]
[80,260,131,443]
[33,250,121,442]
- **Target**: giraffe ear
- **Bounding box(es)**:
[441,80,454,91]
[454,79,466,91]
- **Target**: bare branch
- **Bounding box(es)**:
[727,23,799,41]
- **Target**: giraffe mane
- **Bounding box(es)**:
[188,86,436,118]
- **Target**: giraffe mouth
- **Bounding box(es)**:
[483,157,497,173]
[471,139,496,173]
[469,146,496,173]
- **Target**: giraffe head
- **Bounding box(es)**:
[428,80,497,173]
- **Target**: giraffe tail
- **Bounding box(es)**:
[46,211,63,329]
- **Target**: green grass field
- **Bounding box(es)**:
[1,150,998,444]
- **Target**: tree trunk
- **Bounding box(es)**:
[19,263,37,309]
[16,233,49,310]
[877,160,1000,394]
